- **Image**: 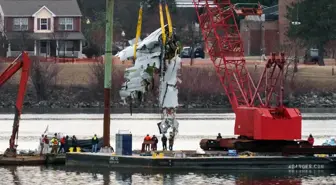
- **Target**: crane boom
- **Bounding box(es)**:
[0,52,31,157]
[193,0,263,111]
[193,0,302,146]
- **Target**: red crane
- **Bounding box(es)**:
[192,0,305,152]
[0,52,32,157]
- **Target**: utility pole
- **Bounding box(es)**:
[103,0,114,147]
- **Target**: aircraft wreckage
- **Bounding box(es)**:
[116,25,182,139]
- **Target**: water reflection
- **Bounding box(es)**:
[0,166,335,185]
[8,167,22,185]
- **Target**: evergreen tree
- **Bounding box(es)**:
[286,0,336,65]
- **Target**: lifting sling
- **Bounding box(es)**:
[159,0,167,44]
[133,3,143,59]
[164,0,173,38]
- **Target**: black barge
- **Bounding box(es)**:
[66,152,336,170]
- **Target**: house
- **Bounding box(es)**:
[240,5,280,56]
[0,0,85,58]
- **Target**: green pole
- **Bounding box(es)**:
[103,0,114,147]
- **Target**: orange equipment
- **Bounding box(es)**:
[0,52,32,157]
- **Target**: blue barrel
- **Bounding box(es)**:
[228,150,237,156]
[115,130,132,156]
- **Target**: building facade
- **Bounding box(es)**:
[0,0,85,58]
[240,0,303,56]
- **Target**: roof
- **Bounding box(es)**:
[0,0,82,17]
[32,5,56,17]
[263,5,278,21]
[263,5,278,16]
[5,32,85,40]
[245,5,279,22]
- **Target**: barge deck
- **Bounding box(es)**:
[66,152,336,170]
[0,154,66,166]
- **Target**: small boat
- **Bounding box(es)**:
[42,132,104,152]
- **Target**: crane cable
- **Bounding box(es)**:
[133,3,143,60]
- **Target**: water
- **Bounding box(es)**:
[1,166,336,185]
[0,113,336,184]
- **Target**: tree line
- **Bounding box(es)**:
[286,0,336,65]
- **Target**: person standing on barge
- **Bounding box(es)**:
[151,135,158,151]
[169,133,174,151]
[308,134,314,145]
[161,134,167,151]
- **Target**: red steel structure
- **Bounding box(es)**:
[0,52,31,157]
[192,0,302,150]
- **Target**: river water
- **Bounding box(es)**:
[0,113,335,185]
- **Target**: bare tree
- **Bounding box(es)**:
[57,32,70,61]
[89,57,104,91]
[91,29,105,54]
[0,32,8,57]
[0,61,3,74]
[279,39,303,73]
[179,22,203,65]
[49,32,70,61]
[277,43,302,98]
[29,57,62,101]
[326,41,336,75]
[9,31,32,55]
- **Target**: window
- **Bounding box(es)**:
[66,41,74,51]
[59,41,75,51]
[10,39,34,51]
[13,18,28,31]
[59,18,73,31]
[58,40,65,51]
[40,18,48,30]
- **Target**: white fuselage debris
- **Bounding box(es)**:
[116,27,181,138]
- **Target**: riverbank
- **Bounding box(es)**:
[0,89,336,114]
[1,60,336,112]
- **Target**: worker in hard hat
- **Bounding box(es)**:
[42,135,49,154]
[307,134,314,146]
[217,133,222,139]
[168,133,174,151]
[58,136,66,153]
[39,134,44,155]
[72,135,78,149]
[161,134,167,151]
[151,135,158,151]
[92,134,99,153]
[144,134,152,151]
[50,135,59,154]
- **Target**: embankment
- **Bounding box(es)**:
[1,59,336,112]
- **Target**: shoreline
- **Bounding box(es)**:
[0,107,336,114]
[1,61,336,113]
